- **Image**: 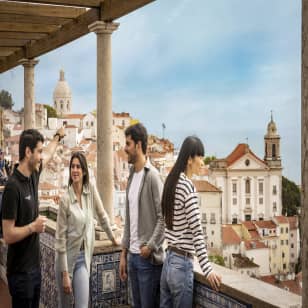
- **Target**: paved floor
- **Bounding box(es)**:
[0,278,11,308]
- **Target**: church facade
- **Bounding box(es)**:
[209,115,282,224]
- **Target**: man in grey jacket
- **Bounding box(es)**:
[120,123,164,308]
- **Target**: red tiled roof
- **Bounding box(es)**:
[248,230,261,240]
[193,180,221,192]
[222,226,241,245]
[242,221,256,231]
[274,216,289,224]
[88,143,97,152]
[225,143,265,167]
[244,240,267,250]
[254,220,277,229]
[260,275,302,296]
[113,112,130,118]
[287,216,298,230]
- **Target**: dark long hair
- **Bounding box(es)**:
[162,136,204,229]
[68,152,89,187]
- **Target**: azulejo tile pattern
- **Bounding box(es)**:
[193,280,252,308]
[40,232,128,308]
[91,251,128,307]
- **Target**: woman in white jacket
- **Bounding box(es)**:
[55,152,118,307]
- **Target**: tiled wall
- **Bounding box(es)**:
[193,280,252,308]
[40,232,128,308]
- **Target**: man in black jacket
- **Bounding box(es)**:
[1,127,65,308]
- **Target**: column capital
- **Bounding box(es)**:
[89,21,119,34]
[21,58,39,68]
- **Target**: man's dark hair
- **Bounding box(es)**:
[125,123,148,155]
[19,129,44,161]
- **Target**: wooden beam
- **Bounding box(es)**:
[0,48,25,68]
[0,32,47,40]
[0,39,29,47]
[0,8,99,73]
[7,0,103,8]
[0,47,21,56]
[0,1,86,18]
[0,22,58,33]
[0,13,72,25]
[101,0,156,21]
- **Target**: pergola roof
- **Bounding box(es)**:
[0,0,154,73]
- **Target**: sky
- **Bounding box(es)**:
[0,0,301,183]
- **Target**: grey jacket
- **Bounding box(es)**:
[122,161,164,264]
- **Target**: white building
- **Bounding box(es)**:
[193,180,222,254]
[209,116,282,224]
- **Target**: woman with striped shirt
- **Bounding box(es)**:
[160,136,221,308]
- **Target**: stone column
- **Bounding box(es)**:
[302,0,308,305]
[22,59,39,129]
[89,21,119,225]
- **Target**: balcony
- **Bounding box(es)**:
[0,206,302,308]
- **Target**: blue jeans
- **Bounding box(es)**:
[7,268,41,308]
[160,250,194,308]
[128,253,162,308]
[55,251,89,308]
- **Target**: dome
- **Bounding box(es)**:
[53,69,71,98]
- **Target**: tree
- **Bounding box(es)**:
[0,90,14,109]
[209,255,225,266]
[204,155,216,165]
[44,104,57,118]
[282,176,300,216]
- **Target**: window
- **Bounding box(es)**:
[273,202,277,212]
[280,227,283,234]
[245,178,251,194]
[123,162,125,168]
[232,182,237,193]
[291,253,295,258]
[245,214,251,221]
[122,120,125,126]
[281,240,284,245]
[272,144,276,158]
[210,213,216,224]
[246,198,250,205]
[232,217,238,224]
[286,227,289,233]
[86,121,89,127]
[291,233,294,238]
[202,213,207,223]
[291,243,294,248]
[286,240,288,245]
[210,242,213,247]
[273,185,277,195]
[91,121,94,126]
[259,181,264,195]
[282,252,285,258]
[259,198,263,204]
[232,198,237,205]
[211,230,214,236]
[283,263,286,270]
[112,119,115,125]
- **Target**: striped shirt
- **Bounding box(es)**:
[165,172,213,277]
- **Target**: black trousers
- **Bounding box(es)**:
[7,268,41,308]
